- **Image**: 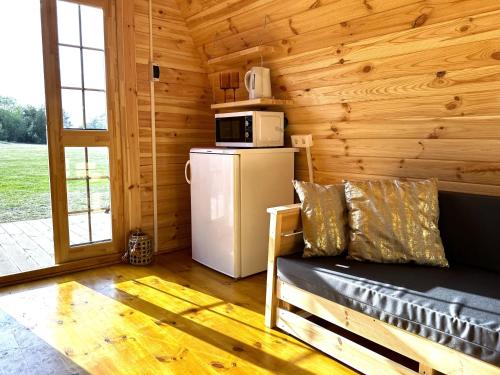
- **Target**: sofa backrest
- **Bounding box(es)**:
[438,191,500,273]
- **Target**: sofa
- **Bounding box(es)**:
[265,191,500,375]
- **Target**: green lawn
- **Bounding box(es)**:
[0,142,109,223]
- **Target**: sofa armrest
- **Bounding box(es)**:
[265,203,303,328]
[266,203,303,257]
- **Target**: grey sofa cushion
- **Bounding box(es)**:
[438,191,500,273]
[277,254,500,365]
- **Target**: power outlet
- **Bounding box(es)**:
[291,134,314,148]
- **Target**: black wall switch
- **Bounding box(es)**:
[152,63,160,81]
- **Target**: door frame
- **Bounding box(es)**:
[41,0,124,264]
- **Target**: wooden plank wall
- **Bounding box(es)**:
[133,0,213,252]
[177,0,500,196]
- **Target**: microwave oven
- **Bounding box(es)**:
[215,111,284,147]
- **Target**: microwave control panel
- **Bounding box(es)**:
[244,116,253,142]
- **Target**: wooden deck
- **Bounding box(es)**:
[0,213,112,276]
[0,218,55,276]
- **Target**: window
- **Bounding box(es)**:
[57,0,107,130]
[56,0,114,248]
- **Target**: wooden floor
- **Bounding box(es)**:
[0,251,356,375]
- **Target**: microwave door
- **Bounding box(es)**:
[216,117,252,147]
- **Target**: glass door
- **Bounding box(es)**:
[42,0,123,263]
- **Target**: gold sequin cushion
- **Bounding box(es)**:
[293,180,348,257]
[344,179,448,267]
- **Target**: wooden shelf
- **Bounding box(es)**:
[211,98,293,110]
[207,46,276,66]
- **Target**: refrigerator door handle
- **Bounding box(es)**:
[184,160,191,184]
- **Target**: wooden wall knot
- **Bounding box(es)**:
[427,126,445,139]
[330,125,339,135]
[412,13,428,28]
[459,24,470,33]
[288,19,299,35]
[363,65,373,73]
[445,96,461,110]
[309,0,321,10]
[461,166,500,174]
[357,159,365,171]
[341,103,352,113]
[417,141,425,158]
[227,18,239,34]
[363,0,373,11]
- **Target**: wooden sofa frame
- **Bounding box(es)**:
[265,204,500,375]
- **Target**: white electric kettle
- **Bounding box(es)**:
[244,67,272,99]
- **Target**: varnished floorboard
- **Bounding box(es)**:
[0,251,356,374]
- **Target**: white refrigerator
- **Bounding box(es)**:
[185,148,297,278]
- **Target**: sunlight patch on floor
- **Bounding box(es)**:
[0,278,355,374]
[114,275,350,373]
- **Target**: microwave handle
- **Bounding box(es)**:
[184,160,191,185]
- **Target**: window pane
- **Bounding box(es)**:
[59,46,82,88]
[69,214,90,245]
[67,179,87,213]
[65,147,112,246]
[65,147,86,179]
[81,5,104,49]
[88,147,111,242]
[65,147,88,214]
[83,49,106,90]
[61,89,84,129]
[87,147,109,178]
[90,179,110,211]
[84,91,107,130]
[91,210,111,242]
[57,1,80,46]
[90,177,111,243]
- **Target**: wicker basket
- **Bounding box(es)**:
[126,230,153,265]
